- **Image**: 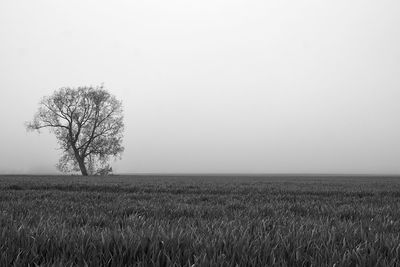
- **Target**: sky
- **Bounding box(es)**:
[0,0,399,174]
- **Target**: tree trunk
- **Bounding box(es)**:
[72,148,88,176]
[77,157,88,176]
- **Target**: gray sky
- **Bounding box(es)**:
[0,0,399,174]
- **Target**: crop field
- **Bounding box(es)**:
[1,175,400,266]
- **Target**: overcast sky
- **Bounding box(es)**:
[0,0,399,174]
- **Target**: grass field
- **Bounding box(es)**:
[1,175,400,266]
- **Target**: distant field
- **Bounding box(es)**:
[1,175,400,266]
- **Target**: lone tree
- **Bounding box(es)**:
[26,85,124,176]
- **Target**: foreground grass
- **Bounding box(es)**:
[1,175,400,266]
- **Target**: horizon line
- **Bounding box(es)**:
[1,172,400,177]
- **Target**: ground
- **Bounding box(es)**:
[1,174,400,266]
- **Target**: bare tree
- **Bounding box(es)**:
[26,85,124,176]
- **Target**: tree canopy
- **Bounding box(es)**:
[26,86,124,175]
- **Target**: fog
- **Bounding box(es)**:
[0,0,399,174]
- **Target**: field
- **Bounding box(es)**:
[1,175,400,266]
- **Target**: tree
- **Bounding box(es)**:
[26,85,124,176]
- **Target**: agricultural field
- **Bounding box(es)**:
[1,174,400,266]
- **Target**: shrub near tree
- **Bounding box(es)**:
[26,85,124,176]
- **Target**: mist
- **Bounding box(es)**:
[0,0,399,174]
